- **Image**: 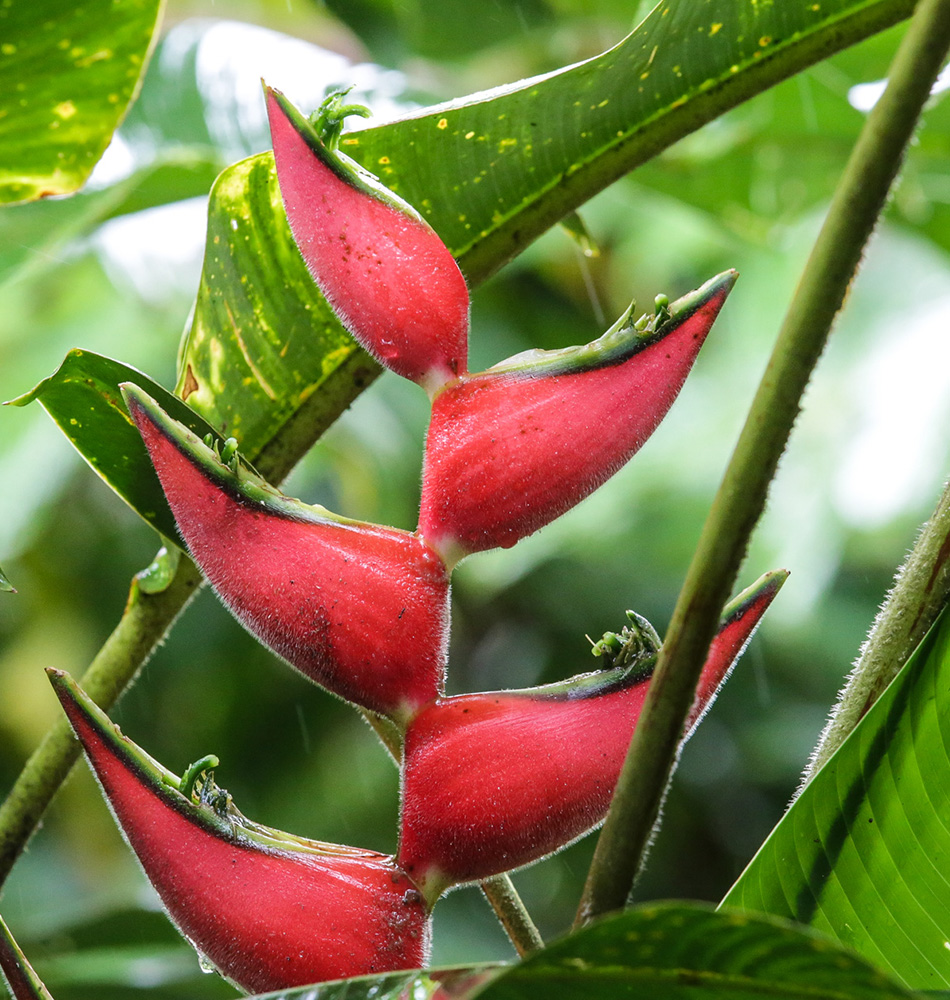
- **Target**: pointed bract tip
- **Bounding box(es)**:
[119,380,153,423]
[722,567,789,621]
[666,269,737,323]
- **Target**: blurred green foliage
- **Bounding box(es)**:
[0,1,949,996]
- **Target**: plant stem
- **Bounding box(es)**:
[803,476,950,783]
[576,0,950,926]
[481,875,545,957]
[0,556,202,889]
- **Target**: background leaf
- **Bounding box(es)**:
[346,0,915,280]
[722,610,950,991]
[8,351,223,543]
[474,902,920,999]
[0,152,221,290]
[0,0,163,204]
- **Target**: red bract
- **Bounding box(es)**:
[123,384,449,723]
[418,272,736,564]
[49,669,431,994]
[397,570,786,900]
[266,86,470,392]
[0,915,54,1000]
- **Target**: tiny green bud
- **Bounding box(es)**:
[220,438,240,466]
[179,754,220,800]
[309,87,372,151]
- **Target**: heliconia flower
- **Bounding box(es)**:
[397,569,786,901]
[265,85,470,392]
[48,669,431,994]
[0,915,55,1000]
[418,272,736,565]
[122,383,449,724]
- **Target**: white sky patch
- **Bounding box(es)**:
[832,293,950,527]
[87,132,137,189]
[189,19,410,162]
[849,62,950,112]
[93,197,209,305]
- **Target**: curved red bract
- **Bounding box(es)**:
[126,387,450,722]
[267,88,470,390]
[52,672,431,995]
[419,279,733,561]
[398,570,783,898]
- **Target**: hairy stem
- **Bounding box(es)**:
[576,0,950,925]
[481,875,545,957]
[803,476,950,783]
[0,557,203,889]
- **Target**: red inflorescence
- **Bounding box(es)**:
[55,86,786,993]
[266,86,470,392]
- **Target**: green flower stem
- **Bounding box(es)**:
[0,556,203,889]
[803,475,950,783]
[576,0,950,925]
[481,875,545,957]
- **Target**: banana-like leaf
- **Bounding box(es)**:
[0,0,163,204]
[173,152,381,475]
[237,904,921,999]
[347,0,914,282]
[25,0,916,533]
[722,609,950,991]
[475,903,918,1000]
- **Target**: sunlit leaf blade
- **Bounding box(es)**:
[723,610,950,991]
[345,0,914,281]
[0,914,54,1000]
[475,903,919,1000]
[7,351,223,543]
[0,0,163,204]
[175,152,381,481]
[243,966,498,1000]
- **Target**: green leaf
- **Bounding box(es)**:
[474,903,919,999]
[344,0,915,281]
[174,151,380,479]
[7,350,223,543]
[0,565,13,592]
[0,0,163,205]
[722,609,950,991]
